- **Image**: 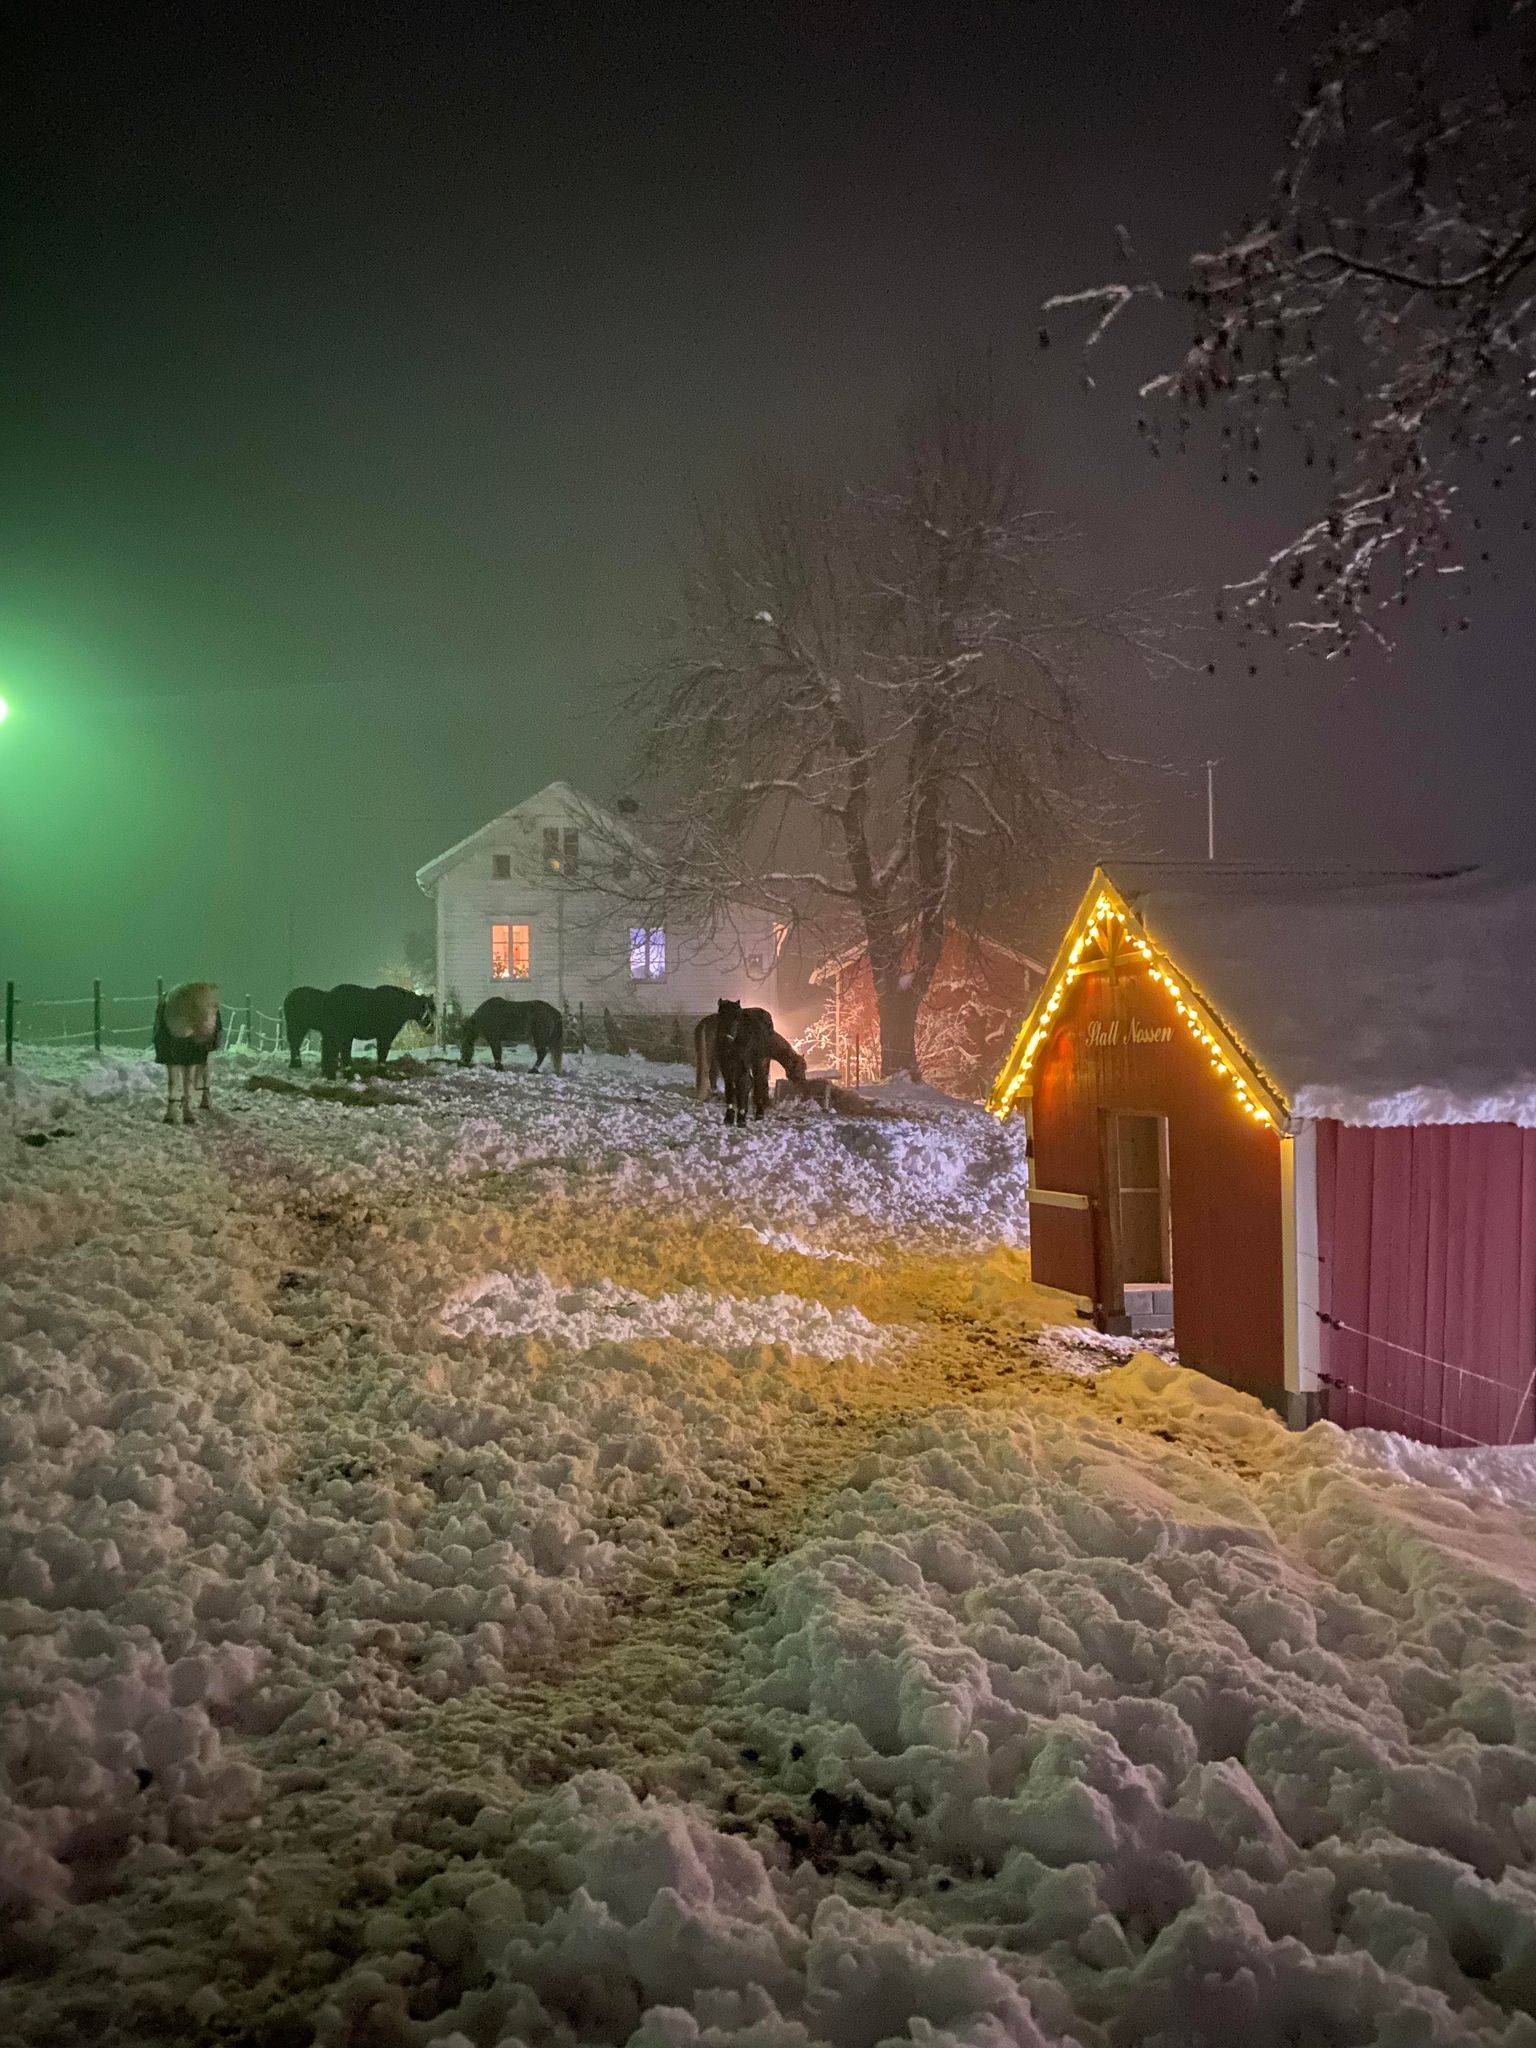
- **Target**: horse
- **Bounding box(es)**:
[318,985,435,1078]
[695,1006,772,1099]
[695,1007,805,1110]
[153,982,223,1125]
[459,997,564,1073]
[714,997,780,1128]
[281,985,329,1068]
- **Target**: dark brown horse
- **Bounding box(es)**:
[695,1007,806,1105]
[714,998,787,1127]
[460,997,564,1072]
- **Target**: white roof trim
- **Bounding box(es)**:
[415,781,638,893]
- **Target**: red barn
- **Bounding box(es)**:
[989,864,1536,1447]
[811,927,1045,1095]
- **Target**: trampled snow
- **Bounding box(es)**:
[4,1047,1536,2047]
[441,1269,896,1363]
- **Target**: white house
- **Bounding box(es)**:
[415,782,782,1034]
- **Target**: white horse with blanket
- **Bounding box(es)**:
[153,981,224,1125]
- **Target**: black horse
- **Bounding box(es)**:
[715,997,781,1127]
[317,984,435,1078]
[695,1007,804,1112]
[459,997,564,1073]
[282,985,330,1068]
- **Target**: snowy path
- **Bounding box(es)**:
[4,1054,1536,2047]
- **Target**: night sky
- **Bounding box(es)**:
[4,2,1531,1018]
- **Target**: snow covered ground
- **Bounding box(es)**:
[4,1048,1536,2046]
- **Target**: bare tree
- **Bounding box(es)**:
[1047,0,1536,655]
[619,372,1175,1079]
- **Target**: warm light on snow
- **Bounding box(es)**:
[3,1046,1535,2043]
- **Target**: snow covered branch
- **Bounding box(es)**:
[1045,0,1536,653]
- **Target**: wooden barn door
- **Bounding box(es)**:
[1103,1112,1172,1286]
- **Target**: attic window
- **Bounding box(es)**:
[563,827,579,874]
[542,827,561,872]
[492,854,511,879]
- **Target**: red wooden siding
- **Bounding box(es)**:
[1030,959,1287,1398]
[1317,1121,1536,1446]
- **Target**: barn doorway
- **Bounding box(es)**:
[1104,1112,1172,1332]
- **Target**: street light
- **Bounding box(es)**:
[0,696,9,724]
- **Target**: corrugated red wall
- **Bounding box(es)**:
[1029,962,1287,1398]
[1316,1120,1536,1446]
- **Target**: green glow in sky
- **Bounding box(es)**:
[0,696,9,723]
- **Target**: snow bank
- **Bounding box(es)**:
[314,1367,1536,2048]
[8,1048,1536,2048]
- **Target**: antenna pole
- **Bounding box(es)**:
[1205,760,1218,862]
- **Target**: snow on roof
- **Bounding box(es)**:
[415,781,640,892]
[811,925,1046,983]
[1104,860,1536,1127]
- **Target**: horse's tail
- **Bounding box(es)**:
[694,1016,714,1099]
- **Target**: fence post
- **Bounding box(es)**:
[4,982,13,1067]
[578,1001,585,1053]
[93,980,103,1053]
[245,992,254,1050]
[156,977,164,1008]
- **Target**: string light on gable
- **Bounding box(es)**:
[990,884,1284,1129]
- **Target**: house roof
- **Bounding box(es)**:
[415,781,642,892]
[810,925,1046,984]
[994,861,1536,1130]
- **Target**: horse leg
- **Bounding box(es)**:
[288,1019,304,1070]
[491,1040,503,1070]
[752,1058,770,1119]
[529,1038,544,1072]
[376,1031,396,1069]
[180,1067,194,1125]
[199,1059,211,1112]
[164,1065,177,1125]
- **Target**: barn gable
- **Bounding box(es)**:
[988,869,1286,1130]
[991,861,1536,1132]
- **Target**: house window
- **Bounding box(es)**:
[563,826,579,874]
[542,826,563,874]
[492,854,511,879]
[491,922,531,980]
[629,927,666,980]
[747,952,764,976]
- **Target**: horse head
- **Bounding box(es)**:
[416,993,437,1035]
[716,997,744,1044]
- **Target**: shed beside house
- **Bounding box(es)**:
[416,782,781,1033]
[810,926,1046,1096]
[988,863,1536,1447]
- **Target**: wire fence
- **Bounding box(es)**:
[4,985,635,1067]
[3,980,290,1064]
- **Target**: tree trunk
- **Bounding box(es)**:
[874,976,922,1081]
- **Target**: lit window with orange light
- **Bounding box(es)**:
[491,922,531,980]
